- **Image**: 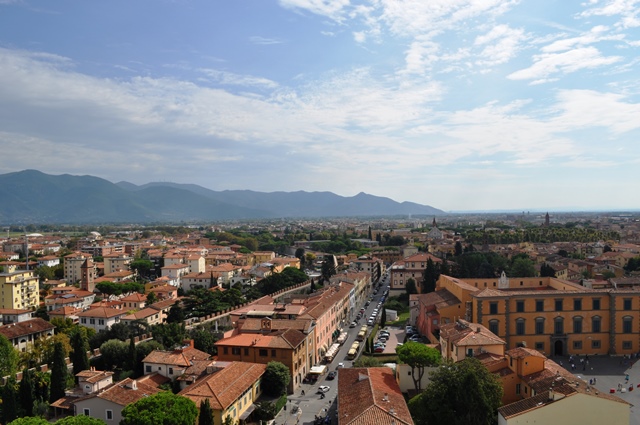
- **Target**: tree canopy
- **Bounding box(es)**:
[262,361,290,396]
[396,342,441,392]
[408,358,503,425]
[0,334,19,377]
[120,391,198,425]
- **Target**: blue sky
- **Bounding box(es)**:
[1,0,639,212]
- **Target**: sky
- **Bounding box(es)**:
[0,0,639,212]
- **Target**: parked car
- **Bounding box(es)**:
[374,346,385,353]
[327,371,337,380]
[349,321,357,328]
[317,385,331,393]
[367,319,374,326]
[379,331,390,337]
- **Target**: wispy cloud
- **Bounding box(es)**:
[198,69,279,89]
[249,36,285,45]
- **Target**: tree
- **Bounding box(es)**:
[166,302,186,323]
[0,334,19,377]
[405,278,418,295]
[3,377,19,424]
[380,308,387,328]
[540,263,556,278]
[49,341,68,403]
[130,259,154,278]
[454,241,463,256]
[99,339,129,370]
[198,399,215,425]
[509,257,536,277]
[396,341,441,392]
[120,391,198,425]
[150,322,187,350]
[262,361,290,396]
[354,356,382,367]
[146,291,158,304]
[422,258,439,294]
[70,327,90,378]
[408,358,503,425]
[190,328,219,355]
[320,255,337,284]
[18,367,35,417]
[55,416,107,425]
[8,418,49,425]
[127,337,137,372]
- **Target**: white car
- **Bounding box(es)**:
[317,385,331,393]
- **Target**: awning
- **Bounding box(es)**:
[239,404,257,420]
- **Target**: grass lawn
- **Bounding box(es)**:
[387,311,410,326]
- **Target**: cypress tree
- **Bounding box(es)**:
[70,328,90,378]
[3,377,19,424]
[50,341,68,403]
[198,399,214,425]
[18,368,35,417]
[128,337,137,373]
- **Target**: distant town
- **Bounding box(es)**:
[1,211,639,425]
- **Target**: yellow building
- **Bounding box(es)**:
[0,265,39,310]
[419,273,640,356]
[179,362,266,425]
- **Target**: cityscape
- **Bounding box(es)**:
[2,1,640,424]
[0,210,640,425]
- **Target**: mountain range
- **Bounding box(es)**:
[0,170,444,223]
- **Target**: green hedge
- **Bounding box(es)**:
[275,394,288,413]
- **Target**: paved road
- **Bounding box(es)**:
[556,354,640,425]
[275,280,390,425]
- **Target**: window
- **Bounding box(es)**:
[489,302,498,315]
[535,342,544,351]
[623,298,632,311]
[573,341,582,350]
[573,299,582,311]
[591,340,601,349]
[535,300,544,312]
[554,317,564,335]
[271,349,276,357]
[106,410,113,421]
[83,409,90,416]
[555,299,563,312]
[244,348,249,356]
[515,384,521,395]
[232,347,241,355]
[516,319,525,336]
[592,316,601,333]
[623,341,632,350]
[89,318,95,325]
[81,318,87,324]
[592,298,601,310]
[223,347,228,355]
[573,317,583,334]
[145,365,151,373]
[169,367,174,375]
[623,316,633,334]
[489,320,499,335]
[516,300,525,313]
[259,349,268,357]
[535,318,545,335]
[98,319,104,326]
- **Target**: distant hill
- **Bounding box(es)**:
[0,170,444,223]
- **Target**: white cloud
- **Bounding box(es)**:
[474,24,527,66]
[277,0,351,21]
[198,69,279,89]
[249,36,285,45]
[580,0,640,28]
[508,46,622,81]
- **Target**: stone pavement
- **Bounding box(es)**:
[554,354,640,425]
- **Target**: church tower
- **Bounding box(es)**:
[81,258,95,293]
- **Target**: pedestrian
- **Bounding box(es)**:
[302,390,305,396]
[594,378,597,384]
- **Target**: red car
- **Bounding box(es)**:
[374,346,385,353]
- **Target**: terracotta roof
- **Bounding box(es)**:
[0,318,55,339]
[91,377,163,406]
[77,307,126,319]
[179,362,266,410]
[505,347,546,360]
[76,369,114,384]
[338,367,413,425]
[215,328,307,350]
[120,293,147,302]
[143,346,210,367]
[439,319,505,347]
[238,318,314,333]
[416,289,461,310]
[121,308,160,321]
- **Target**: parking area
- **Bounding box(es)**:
[371,326,405,354]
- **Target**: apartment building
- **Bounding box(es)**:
[389,252,441,291]
[0,264,39,310]
[64,252,94,284]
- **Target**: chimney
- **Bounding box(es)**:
[548,388,554,401]
[476,327,481,333]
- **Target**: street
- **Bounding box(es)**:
[275,275,391,424]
